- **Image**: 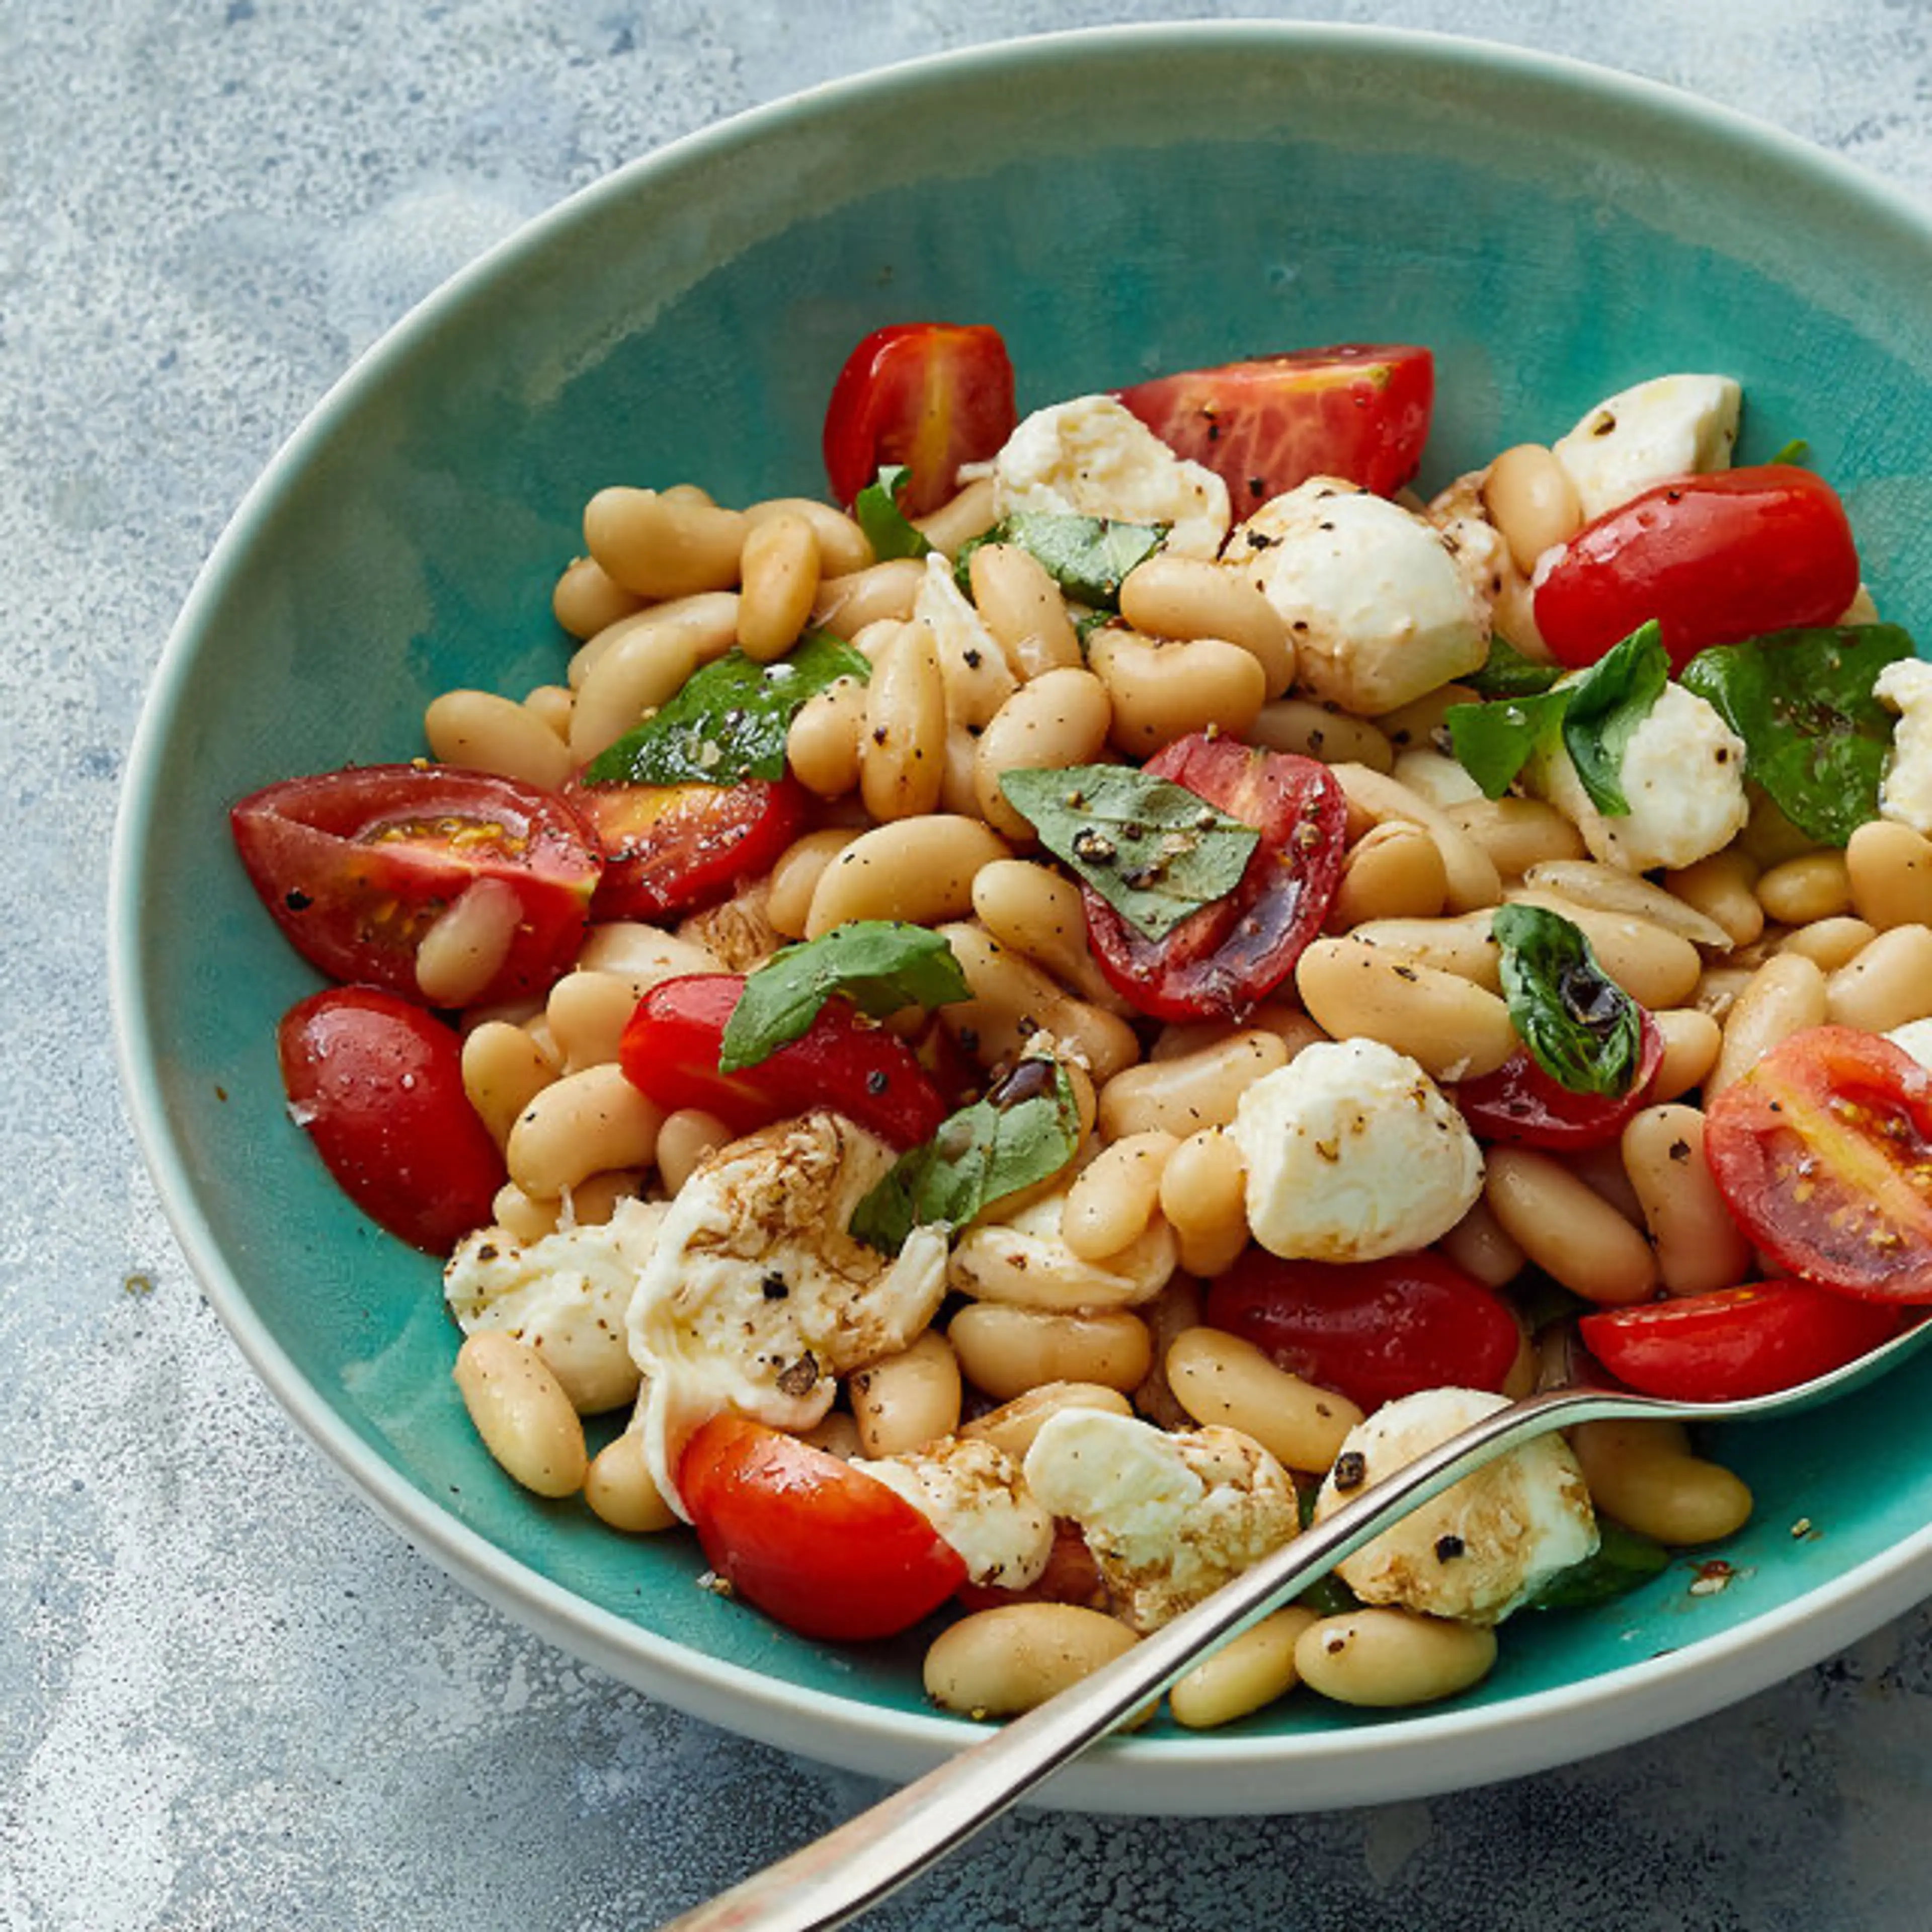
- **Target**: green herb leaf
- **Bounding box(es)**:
[1444,622,1669,814]
[718,923,969,1072]
[1560,621,1670,817]
[1493,902,1646,1098]
[1445,688,1571,800]
[998,763,1259,942]
[853,464,934,562]
[956,511,1166,608]
[1465,634,1565,699]
[1679,623,1915,846]
[582,631,870,787]
[1525,1519,1671,1611]
[1769,437,1811,467]
[850,1059,1082,1255]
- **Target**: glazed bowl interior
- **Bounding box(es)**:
[113,23,1932,1813]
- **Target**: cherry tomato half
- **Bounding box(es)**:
[567,775,806,923]
[1083,734,1347,1023]
[679,1414,966,1641]
[822,322,1018,516]
[618,973,946,1150]
[277,988,505,1253]
[1455,1011,1664,1150]
[1204,1251,1523,1413]
[232,764,601,1006]
[1113,344,1434,509]
[1533,465,1861,672]
[1704,1025,1932,1302]
[1579,1281,1903,1402]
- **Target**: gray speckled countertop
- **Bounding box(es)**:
[11,4,1932,1927]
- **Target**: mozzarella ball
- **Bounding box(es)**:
[1877,658,1932,837]
[1229,1040,1483,1262]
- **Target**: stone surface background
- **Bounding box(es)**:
[8,3,1932,1926]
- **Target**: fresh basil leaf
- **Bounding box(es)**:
[718,922,969,1072]
[1445,622,1669,812]
[1445,688,1571,800]
[1679,623,1914,846]
[998,763,1259,942]
[1560,621,1669,817]
[850,1059,1082,1255]
[582,631,869,787]
[956,511,1166,608]
[1525,1519,1671,1611]
[1769,437,1810,467]
[853,464,934,562]
[1493,902,1646,1098]
[1465,634,1565,699]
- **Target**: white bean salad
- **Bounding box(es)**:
[232,330,1932,1728]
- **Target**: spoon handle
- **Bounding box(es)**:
[655,1383,1634,1932]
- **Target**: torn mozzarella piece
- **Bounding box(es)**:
[1022,1409,1299,1631]
[1316,1387,1598,1625]
[1889,1017,1932,1072]
[1528,680,1748,874]
[992,394,1231,558]
[626,1112,948,1516]
[853,1435,1055,1590]
[1226,478,1489,715]
[443,1198,664,1414]
[1551,374,1742,522]
[912,550,1019,728]
[1229,1040,1483,1263]
[1876,658,1932,836]
[947,1187,1176,1310]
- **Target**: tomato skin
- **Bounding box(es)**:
[232,764,601,1006]
[822,323,1018,516]
[277,988,505,1253]
[1533,465,1861,671]
[1113,345,1434,508]
[618,973,947,1149]
[1455,1012,1664,1150]
[1204,1251,1523,1412]
[679,1415,966,1641]
[954,1523,1106,1614]
[1579,1281,1902,1402]
[1705,1025,1932,1302]
[567,776,806,922]
[1083,734,1347,1023]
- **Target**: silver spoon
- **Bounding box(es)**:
[657,1315,1932,1932]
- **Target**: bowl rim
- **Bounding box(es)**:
[109,18,1932,1813]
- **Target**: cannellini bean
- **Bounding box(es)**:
[1166,1327,1362,1473]
[786,677,867,797]
[1437,1196,1525,1289]
[970,858,1135,1013]
[1098,1032,1289,1139]
[766,829,863,937]
[452,1333,587,1498]
[1756,850,1852,925]
[1569,1418,1752,1545]
[1247,699,1395,773]
[1825,924,1932,1033]
[1664,848,1764,949]
[947,1305,1154,1402]
[1650,1007,1723,1102]
[911,476,999,557]
[552,555,643,639]
[1710,952,1828,1094]
[506,1063,663,1199]
[1444,798,1586,877]
[1295,1608,1497,1708]
[972,669,1113,839]
[732,510,820,661]
[655,1107,733,1194]
[924,1604,1138,1718]
[1296,937,1517,1082]
[744,495,871,576]
[413,878,522,1007]
[584,486,747,599]
[425,690,573,790]
[1169,1607,1317,1729]
[968,542,1083,678]
[1621,1105,1752,1296]
[1500,892,1703,1008]
[936,922,1140,1082]
[1119,553,1295,696]
[1331,819,1450,926]
[812,556,926,637]
[1481,443,1583,572]
[1484,1147,1657,1305]
[849,1330,963,1458]
[804,819,1011,937]
[860,622,947,821]
[1090,628,1267,754]
[1348,913,1504,990]
[1847,819,1932,930]
[585,1430,678,1533]
[1780,915,1879,971]
[960,1382,1135,1459]
[1331,764,1501,913]
[1061,1133,1178,1261]
[1521,860,1733,949]
[568,595,741,761]
[461,1021,560,1148]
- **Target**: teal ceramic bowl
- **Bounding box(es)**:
[112,24,1932,1813]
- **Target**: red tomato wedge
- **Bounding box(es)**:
[679,1415,966,1641]
[567,775,806,923]
[1205,1251,1523,1413]
[1579,1281,1903,1402]
[1083,734,1348,1023]
[1704,1025,1932,1302]
[1533,465,1861,671]
[232,764,601,1006]
[822,322,1017,516]
[618,973,946,1149]
[277,988,505,1253]
[1456,1011,1664,1150]
[1113,344,1434,509]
